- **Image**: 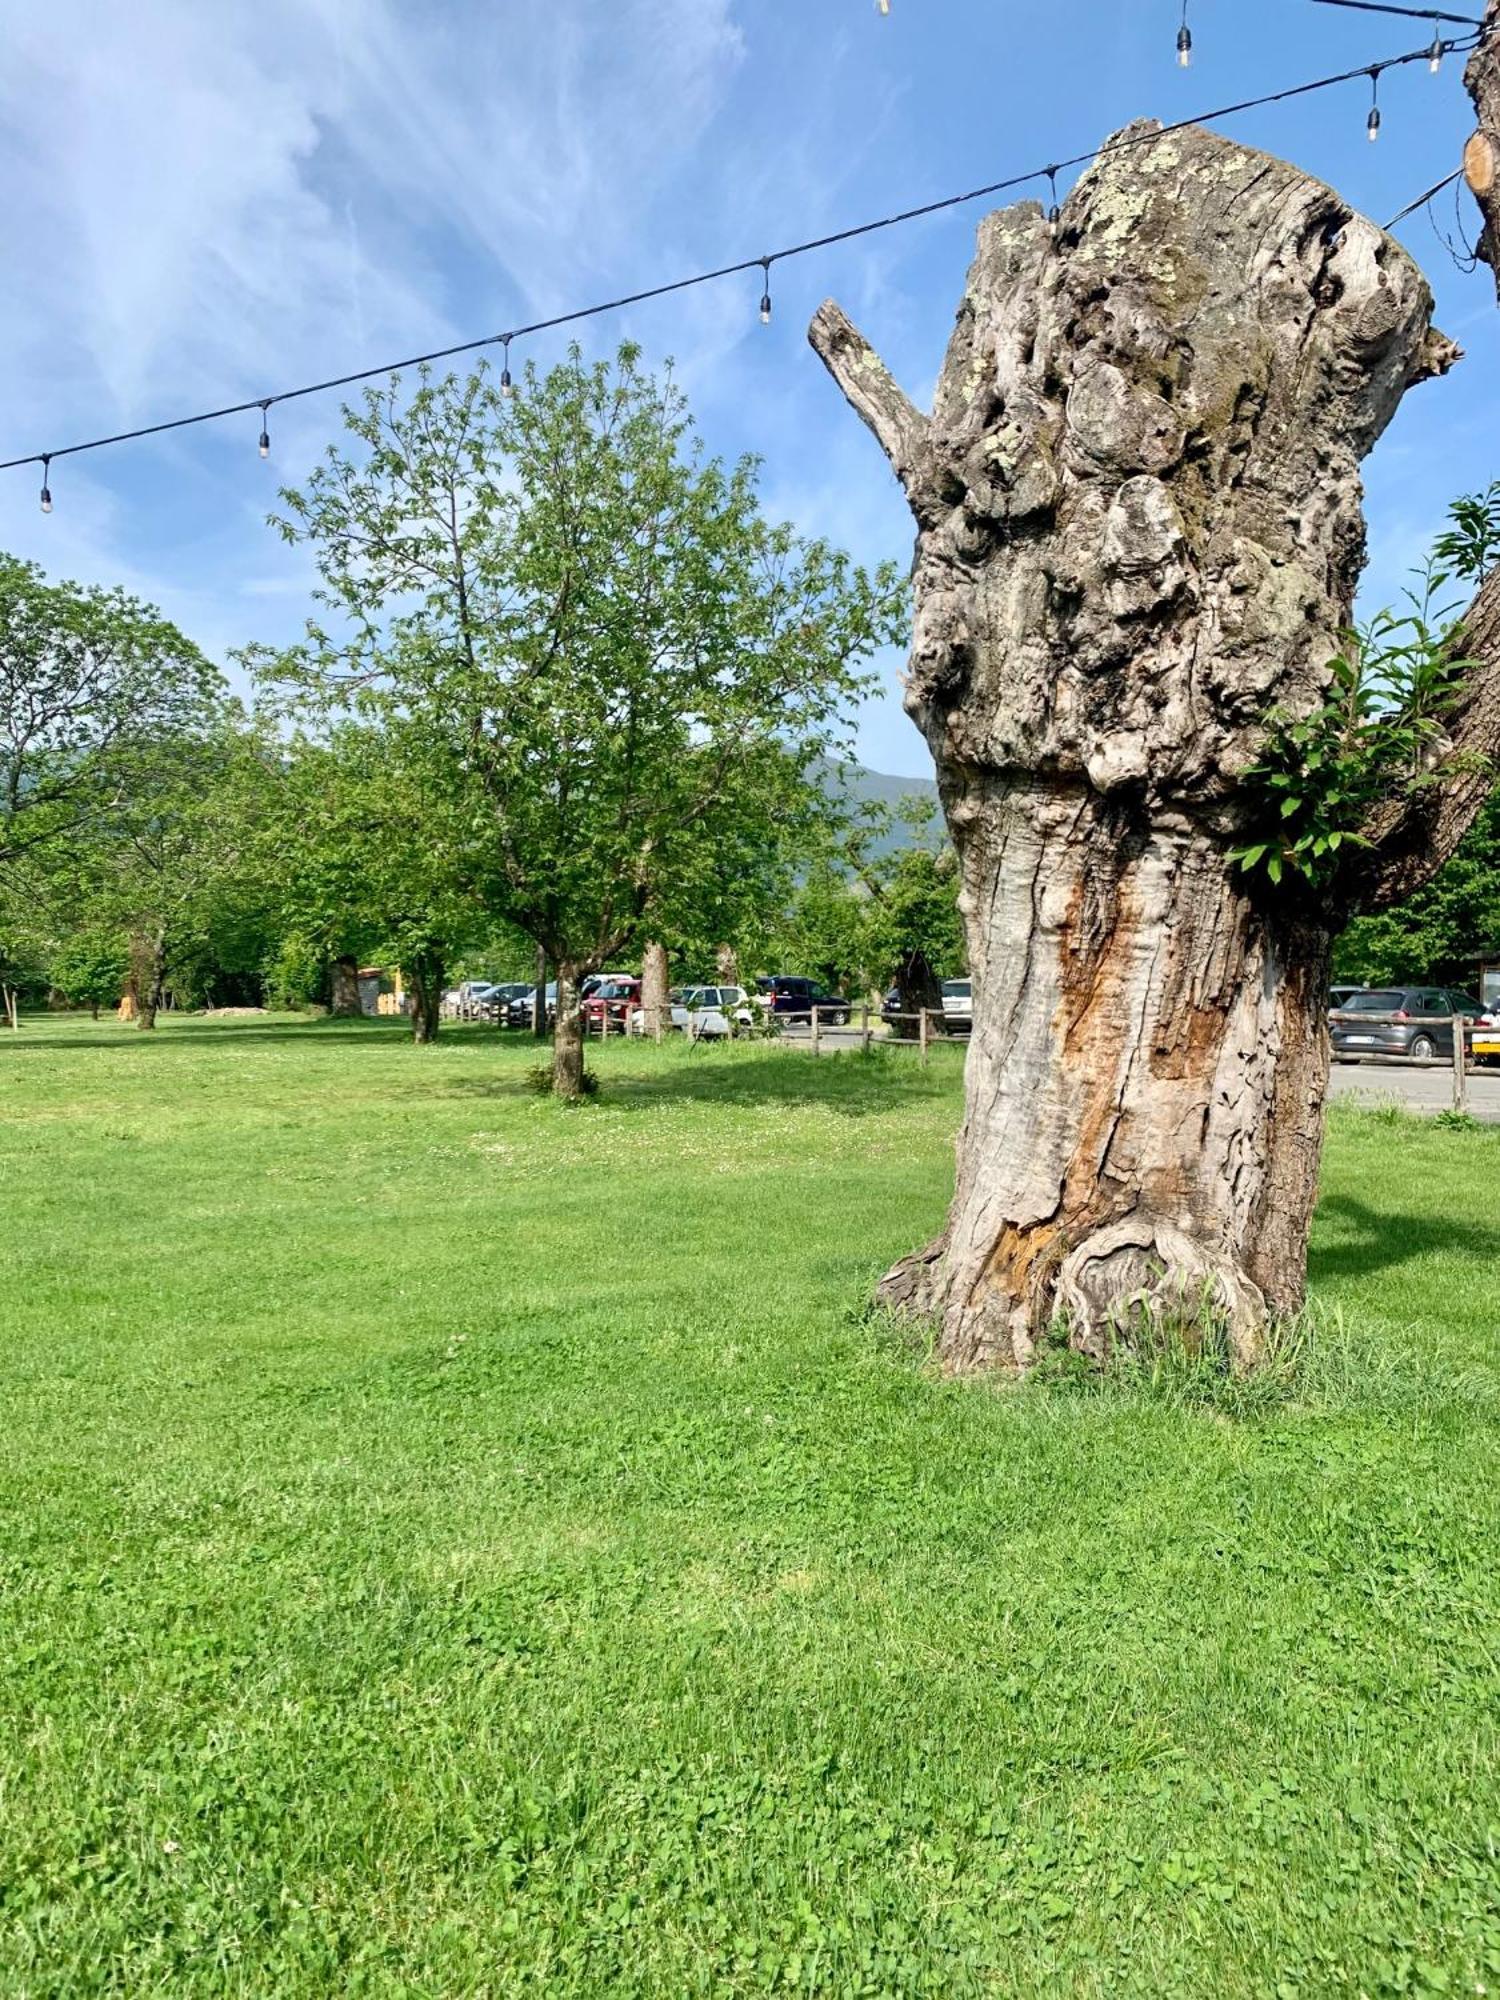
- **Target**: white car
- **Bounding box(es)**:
[450,980,501,1018]
[631,985,757,1039]
[941,978,973,1034]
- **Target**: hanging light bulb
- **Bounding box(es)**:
[1428,22,1444,73]
[1176,2,1192,67]
[39,454,52,514]
[1045,167,1061,239]
[257,400,271,458]
[876,0,890,13]
[759,259,773,326]
[500,334,515,398]
[1367,67,1382,142]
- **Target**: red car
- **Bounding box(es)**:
[582,976,640,1029]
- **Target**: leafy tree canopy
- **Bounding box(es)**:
[253,341,905,1088]
[1336,787,1500,990]
[0,555,222,866]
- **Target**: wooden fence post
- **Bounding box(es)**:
[919,1007,930,1067]
[861,1002,871,1054]
[1454,1013,1468,1115]
[811,1004,821,1056]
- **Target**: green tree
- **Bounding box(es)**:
[770,860,870,995]
[1336,788,1500,989]
[0,555,220,866]
[47,715,273,1029]
[764,798,963,1025]
[856,802,965,1028]
[44,928,129,1019]
[266,724,491,1042]
[258,344,904,1095]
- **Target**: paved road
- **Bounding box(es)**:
[1327,1057,1500,1120]
[777,1023,1500,1120]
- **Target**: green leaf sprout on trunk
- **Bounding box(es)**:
[1230,485,1500,888]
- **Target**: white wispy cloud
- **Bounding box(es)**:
[8,0,1493,782]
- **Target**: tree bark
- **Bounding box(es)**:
[1466,8,1500,301]
[715,943,739,988]
[532,944,549,1040]
[641,940,671,1041]
[404,950,443,1044]
[131,933,165,1033]
[552,962,587,1096]
[811,120,1454,1371]
[892,948,942,1042]
[329,952,362,1017]
[1357,563,1500,904]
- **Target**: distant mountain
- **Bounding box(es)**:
[815,759,941,857]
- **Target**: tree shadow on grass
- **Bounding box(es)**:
[2,1018,497,1053]
[1308,1192,1500,1286]
[438,1045,960,1121]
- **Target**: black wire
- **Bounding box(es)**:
[0,26,1485,477]
[1429,172,1485,271]
[1310,0,1481,25]
[1385,166,1463,226]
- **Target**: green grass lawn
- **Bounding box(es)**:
[2,1015,1499,1996]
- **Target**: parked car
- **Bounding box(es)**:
[580,972,634,1002]
[506,982,557,1028]
[1328,983,1367,1013]
[476,981,532,1022]
[941,978,973,1034]
[582,976,641,1029]
[755,976,850,1024]
[881,987,902,1025]
[632,984,756,1039]
[1329,986,1482,1064]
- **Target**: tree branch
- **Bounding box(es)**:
[1465,4,1500,308]
[807,302,939,521]
[1357,563,1500,908]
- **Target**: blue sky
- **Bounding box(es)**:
[0,0,1491,777]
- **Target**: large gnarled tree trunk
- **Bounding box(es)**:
[130,932,166,1033]
[641,941,671,1041]
[812,120,1456,1370]
[329,953,362,1017]
[404,950,444,1045]
[892,948,942,1042]
[553,963,587,1097]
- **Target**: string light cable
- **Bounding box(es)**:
[1384,164,1464,227]
[4,21,1489,497]
[1309,2,1480,25]
[1307,0,1482,72]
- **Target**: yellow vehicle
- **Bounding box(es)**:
[1476,961,1500,1065]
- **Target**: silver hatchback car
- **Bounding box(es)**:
[1329,986,1480,1063]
